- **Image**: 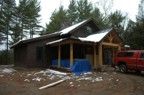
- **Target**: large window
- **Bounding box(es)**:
[118,52,134,57]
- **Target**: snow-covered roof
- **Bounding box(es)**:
[79,29,112,43]
[59,20,88,35]
[46,29,113,45]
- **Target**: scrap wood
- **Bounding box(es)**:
[39,79,65,90]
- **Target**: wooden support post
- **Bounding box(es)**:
[118,45,121,52]
[70,43,73,67]
[93,45,96,68]
[58,45,61,67]
[98,44,103,66]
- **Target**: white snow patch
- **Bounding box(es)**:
[113,72,117,74]
[0,75,4,77]
[95,77,103,81]
[60,20,87,35]
[79,29,112,43]
[62,76,72,80]
[34,69,67,75]
[49,75,55,80]
[70,82,73,85]
[46,39,63,45]
[116,79,119,82]
[77,77,92,81]
[24,79,30,82]
[1,68,16,73]
[27,74,32,77]
[70,85,74,87]
[32,77,45,82]
[83,72,93,75]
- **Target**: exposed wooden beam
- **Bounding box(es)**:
[58,45,61,67]
[98,44,103,66]
[50,39,95,47]
[101,42,120,47]
[70,43,73,67]
[107,34,114,43]
[93,45,96,68]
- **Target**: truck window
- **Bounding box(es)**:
[140,52,144,58]
[118,52,134,57]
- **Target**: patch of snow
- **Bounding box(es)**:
[70,82,73,85]
[49,75,55,80]
[77,77,92,81]
[60,20,87,35]
[95,77,103,81]
[79,29,112,43]
[1,68,16,73]
[116,79,119,82]
[70,85,74,87]
[103,72,108,75]
[0,75,4,77]
[27,74,32,77]
[46,39,63,45]
[32,77,45,82]
[83,72,93,75]
[35,69,67,75]
[124,45,130,48]
[113,72,117,74]
[62,76,72,80]
[24,79,30,82]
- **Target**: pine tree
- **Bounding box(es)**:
[137,0,144,21]
[91,6,105,29]
[25,0,41,38]
[0,0,16,49]
[45,5,68,34]
[67,0,78,24]
[15,0,41,39]
[77,0,93,21]
[108,10,127,36]
[125,0,144,49]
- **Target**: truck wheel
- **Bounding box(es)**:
[119,64,127,73]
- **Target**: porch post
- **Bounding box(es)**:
[118,45,121,51]
[58,45,61,67]
[98,43,103,66]
[70,43,73,67]
[93,45,96,68]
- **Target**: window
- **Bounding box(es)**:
[86,26,93,34]
[140,52,144,58]
[36,46,43,61]
[118,52,134,57]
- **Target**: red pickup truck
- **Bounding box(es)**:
[114,50,144,73]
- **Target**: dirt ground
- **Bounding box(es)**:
[0,65,144,95]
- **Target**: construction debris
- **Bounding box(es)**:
[39,79,65,90]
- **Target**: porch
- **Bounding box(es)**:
[46,38,121,71]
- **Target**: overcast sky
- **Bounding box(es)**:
[39,0,140,26]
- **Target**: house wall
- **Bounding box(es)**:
[26,37,59,68]
[14,45,27,67]
[14,37,59,68]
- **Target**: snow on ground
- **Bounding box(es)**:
[32,77,45,82]
[0,68,16,73]
[34,69,67,75]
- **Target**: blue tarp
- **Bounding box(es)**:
[71,59,92,75]
[52,59,70,68]
[52,59,92,75]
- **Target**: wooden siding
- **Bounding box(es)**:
[14,45,27,67]
[14,37,59,68]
